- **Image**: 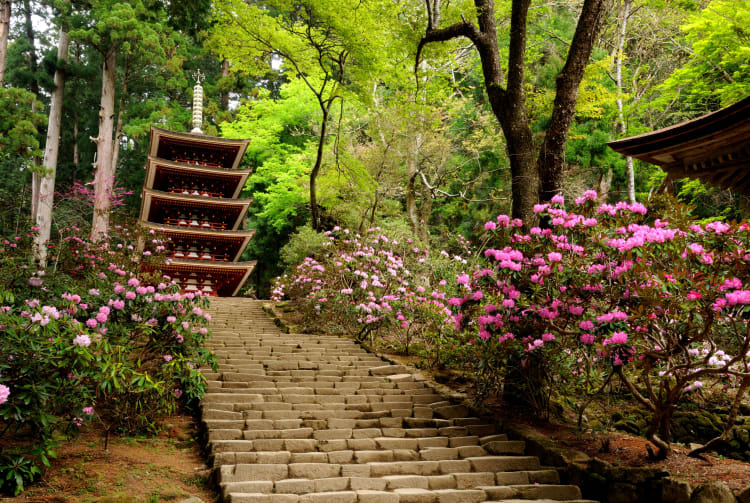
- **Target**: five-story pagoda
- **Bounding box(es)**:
[138,72,256,296]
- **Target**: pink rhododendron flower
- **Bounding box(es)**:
[580,333,595,345]
[73,334,91,347]
[686,290,701,301]
[125,291,136,300]
[83,406,94,415]
[610,331,628,344]
[0,384,9,405]
[112,300,125,310]
[579,320,594,330]
[163,355,173,362]
[127,278,140,287]
[86,318,98,328]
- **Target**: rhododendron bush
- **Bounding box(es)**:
[0,226,215,495]
[273,194,750,459]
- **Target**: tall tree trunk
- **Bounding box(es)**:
[310,102,331,231]
[615,0,635,204]
[0,0,10,86]
[538,0,608,202]
[35,27,69,267]
[111,67,128,174]
[91,49,117,241]
[72,43,80,175]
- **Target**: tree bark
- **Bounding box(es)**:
[614,0,636,204]
[34,26,69,267]
[0,0,10,86]
[417,0,539,223]
[537,0,608,202]
[310,102,331,230]
[90,49,117,241]
[111,64,128,175]
[689,376,750,458]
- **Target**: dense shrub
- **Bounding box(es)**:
[273,194,750,459]
[0,225,215,495]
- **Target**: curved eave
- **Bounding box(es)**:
[158,259,257,297]
[144,156,251,198]
[608,96,750,196]
[139,188,252,230]
[140,221,255,261]
[149,126,250,170]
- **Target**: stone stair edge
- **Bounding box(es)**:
[205,299,596,503]
[257,300,591,473]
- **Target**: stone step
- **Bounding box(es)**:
[221,484,587,503]
[202,299,593,503]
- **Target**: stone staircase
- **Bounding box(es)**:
[201,298,596,503]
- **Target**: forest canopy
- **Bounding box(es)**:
[0,0,747,291]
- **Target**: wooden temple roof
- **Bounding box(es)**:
[145,157,252,199]
[148,126,251,171]
[142,222,255,262]
[139,125,255,296]
[144,259,257,297]
[140,188,253,231]
[608,96,750,195]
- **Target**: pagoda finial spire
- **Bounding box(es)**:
[191,69,205,134]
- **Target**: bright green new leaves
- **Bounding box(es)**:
[221,79,319,233]
[659,0,750,110]
[0,87,44,161]
[210,0,396,96]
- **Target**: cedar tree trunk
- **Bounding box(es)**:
[34,26,69,266]
[91,49,117,241]
[0,0,10,85]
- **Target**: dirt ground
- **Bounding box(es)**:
[529,420,750,492]
[2,415,217,503]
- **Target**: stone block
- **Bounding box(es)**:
[356,491,400,503]
[288,463,342,479]
[275,479,315,495]
[393,488,438,503]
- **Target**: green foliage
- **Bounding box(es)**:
[0,88,45,160]
[0,225,214,495]
[280,225,332,268]
[657,0,750,111]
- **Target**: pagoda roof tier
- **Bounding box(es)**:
[608,96,750,195]
[144,259,256,297]
[149,126,250,170]
[145,156,251,199]
[140,188,252,231]
[141,221,255,262]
